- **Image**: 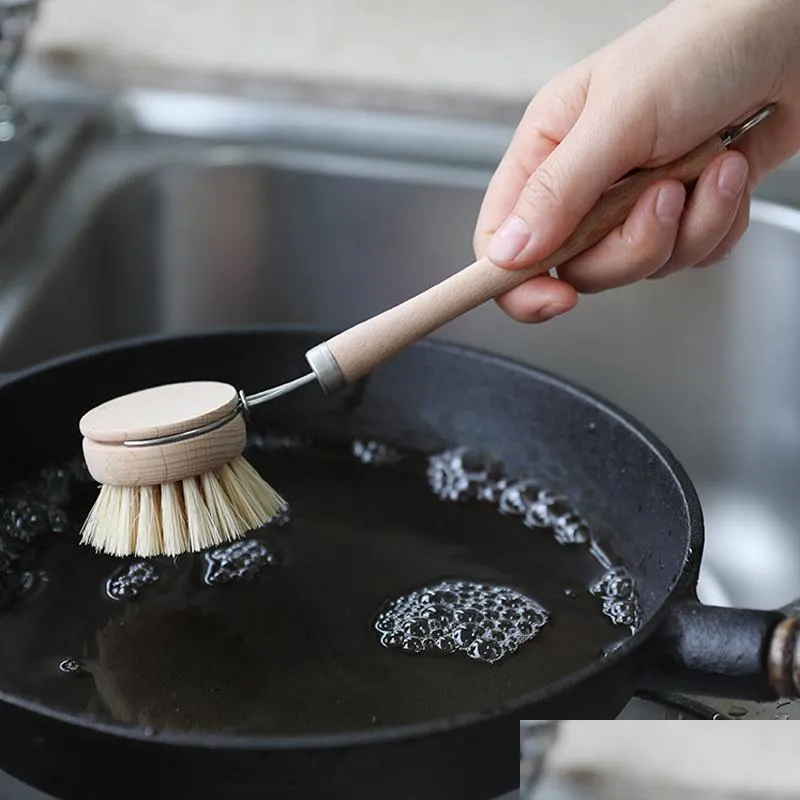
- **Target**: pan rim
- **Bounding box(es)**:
[0,324,704,746]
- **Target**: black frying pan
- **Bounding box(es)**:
[0,327,797,800]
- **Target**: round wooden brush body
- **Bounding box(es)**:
[79,382,286,557]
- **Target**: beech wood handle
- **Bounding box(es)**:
[323,135,727,385]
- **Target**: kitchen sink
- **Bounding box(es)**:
[0,88,799,618]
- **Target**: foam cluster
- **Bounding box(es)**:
[106,561,160,600]
[427,447,589,545]
[589,566,638,629]
[202,539,280,585]
[375,579,550,665]
[352,439,403,466]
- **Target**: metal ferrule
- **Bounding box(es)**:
[305,342,347,395]
[720,105,775,147]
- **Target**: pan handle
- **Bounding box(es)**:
[641,600,800,701]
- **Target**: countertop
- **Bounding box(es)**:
[24,0,671,108]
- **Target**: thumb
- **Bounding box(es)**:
[486,111,644,269]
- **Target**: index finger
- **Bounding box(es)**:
[473,64,592,258]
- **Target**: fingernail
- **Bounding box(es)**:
[655,184,685,222]
[537,302,571,322]
[487,216,531,264]
[717,157,748,196]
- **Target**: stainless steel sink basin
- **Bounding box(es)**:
[0,88,799,619]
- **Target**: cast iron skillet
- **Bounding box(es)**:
[0,327,797,800]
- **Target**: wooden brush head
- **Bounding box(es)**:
[79,381,247,487]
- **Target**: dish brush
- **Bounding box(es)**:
[79,381,287,557]
[77,106,773,558]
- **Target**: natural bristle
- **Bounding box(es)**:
[79,456,287,558]
[136,486,163,557]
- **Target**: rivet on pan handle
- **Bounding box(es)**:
[768,614,800,698]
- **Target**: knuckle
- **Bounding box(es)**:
[519,166,562,214]
[623,226,673,271]
[695,217,727,244]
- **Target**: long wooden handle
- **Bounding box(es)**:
[323,134,727,385]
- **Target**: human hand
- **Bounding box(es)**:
[474,0,800,323]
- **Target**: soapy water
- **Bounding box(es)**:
[370,445,638,637]
[16,568,48,596]
[245,431,310,451]
[106,561,160,601]
[352,439,403,466]
[268,505,292,529]
[0,439,640,640]
[0,460,85,612]
[600,638,628,658]
[202,539,281,586]
[2,435,638,672]
[0,430,644,734]
[427,447,638,629]
[426,448,590,546]
[589,565,639,629]
[426,446,505,503]
[375,580,549,665]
